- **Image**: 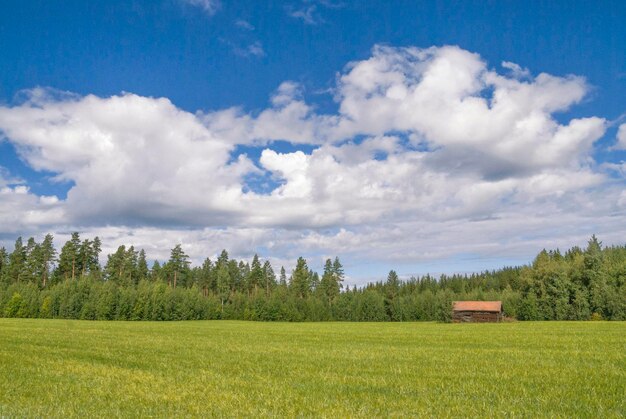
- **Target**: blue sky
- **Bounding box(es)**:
[0,0,624,284]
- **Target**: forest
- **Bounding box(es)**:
[0,233,624,321]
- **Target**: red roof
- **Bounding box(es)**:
[453,301,502,312]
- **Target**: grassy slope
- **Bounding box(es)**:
[0,320,624,417]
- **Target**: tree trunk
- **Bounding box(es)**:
[174,270,177,288]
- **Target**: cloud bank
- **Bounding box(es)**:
[0,45,623,281]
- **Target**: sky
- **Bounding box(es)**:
[0,0,625,285]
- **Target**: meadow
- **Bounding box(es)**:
[0,320,624,417]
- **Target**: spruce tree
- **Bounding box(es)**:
[151,260,162,282]
[0,247,8,286]
[229,260,242,293]
[200,258,213,296]
[137,249,149,282]
[386,270,400,300]
[291,257,310,298]
[279,266,287,287]
[217,262,231,312]
[249,254,263,295]
[22,237,40,283]
[40,234,56,287]
[8,237,26,283]
[320,259,340,304]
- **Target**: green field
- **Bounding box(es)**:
[0,320,624,417]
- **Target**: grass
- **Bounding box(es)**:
[0,320,624,417]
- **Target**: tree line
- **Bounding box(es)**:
[0,234,624,321]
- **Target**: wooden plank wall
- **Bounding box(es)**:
[452,311,501,323]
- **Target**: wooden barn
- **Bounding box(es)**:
[452,301,502,322]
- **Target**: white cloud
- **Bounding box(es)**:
[0,92,254,226]
[260,149,311,198]
[0,166,22,188]
[235,20,254,31]
[328,45,602,176]
[616,123,626,149]
[287,4,321,25]
[237,41,265,58]
[501,61,531,79]
[220,38,266,59]
[206,46,604,178]
[181,0,221,16]
[0,167,64,235]
[0,45,623,280]
[0,184,65,235]
[286,1,343,25]
[202,82,332,145]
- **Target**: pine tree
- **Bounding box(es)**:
[104,245,128,284]
[76,237,101,278]
[262,260,276,296]
[56,232,81,281]
[127,246,139,285]
[333,257,345,290]
[217,249,229,266]
[168,244,190,288]
[89,237,102,274]
[78,239,92,277]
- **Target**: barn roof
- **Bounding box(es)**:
[453,301,502,312]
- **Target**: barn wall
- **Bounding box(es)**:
[452,310,501,323]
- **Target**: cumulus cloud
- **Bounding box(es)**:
[0,45,623,281]
[202,81,333,145]
[0,184,65,235]
[329,46,603,177]
[0,92,255,226]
